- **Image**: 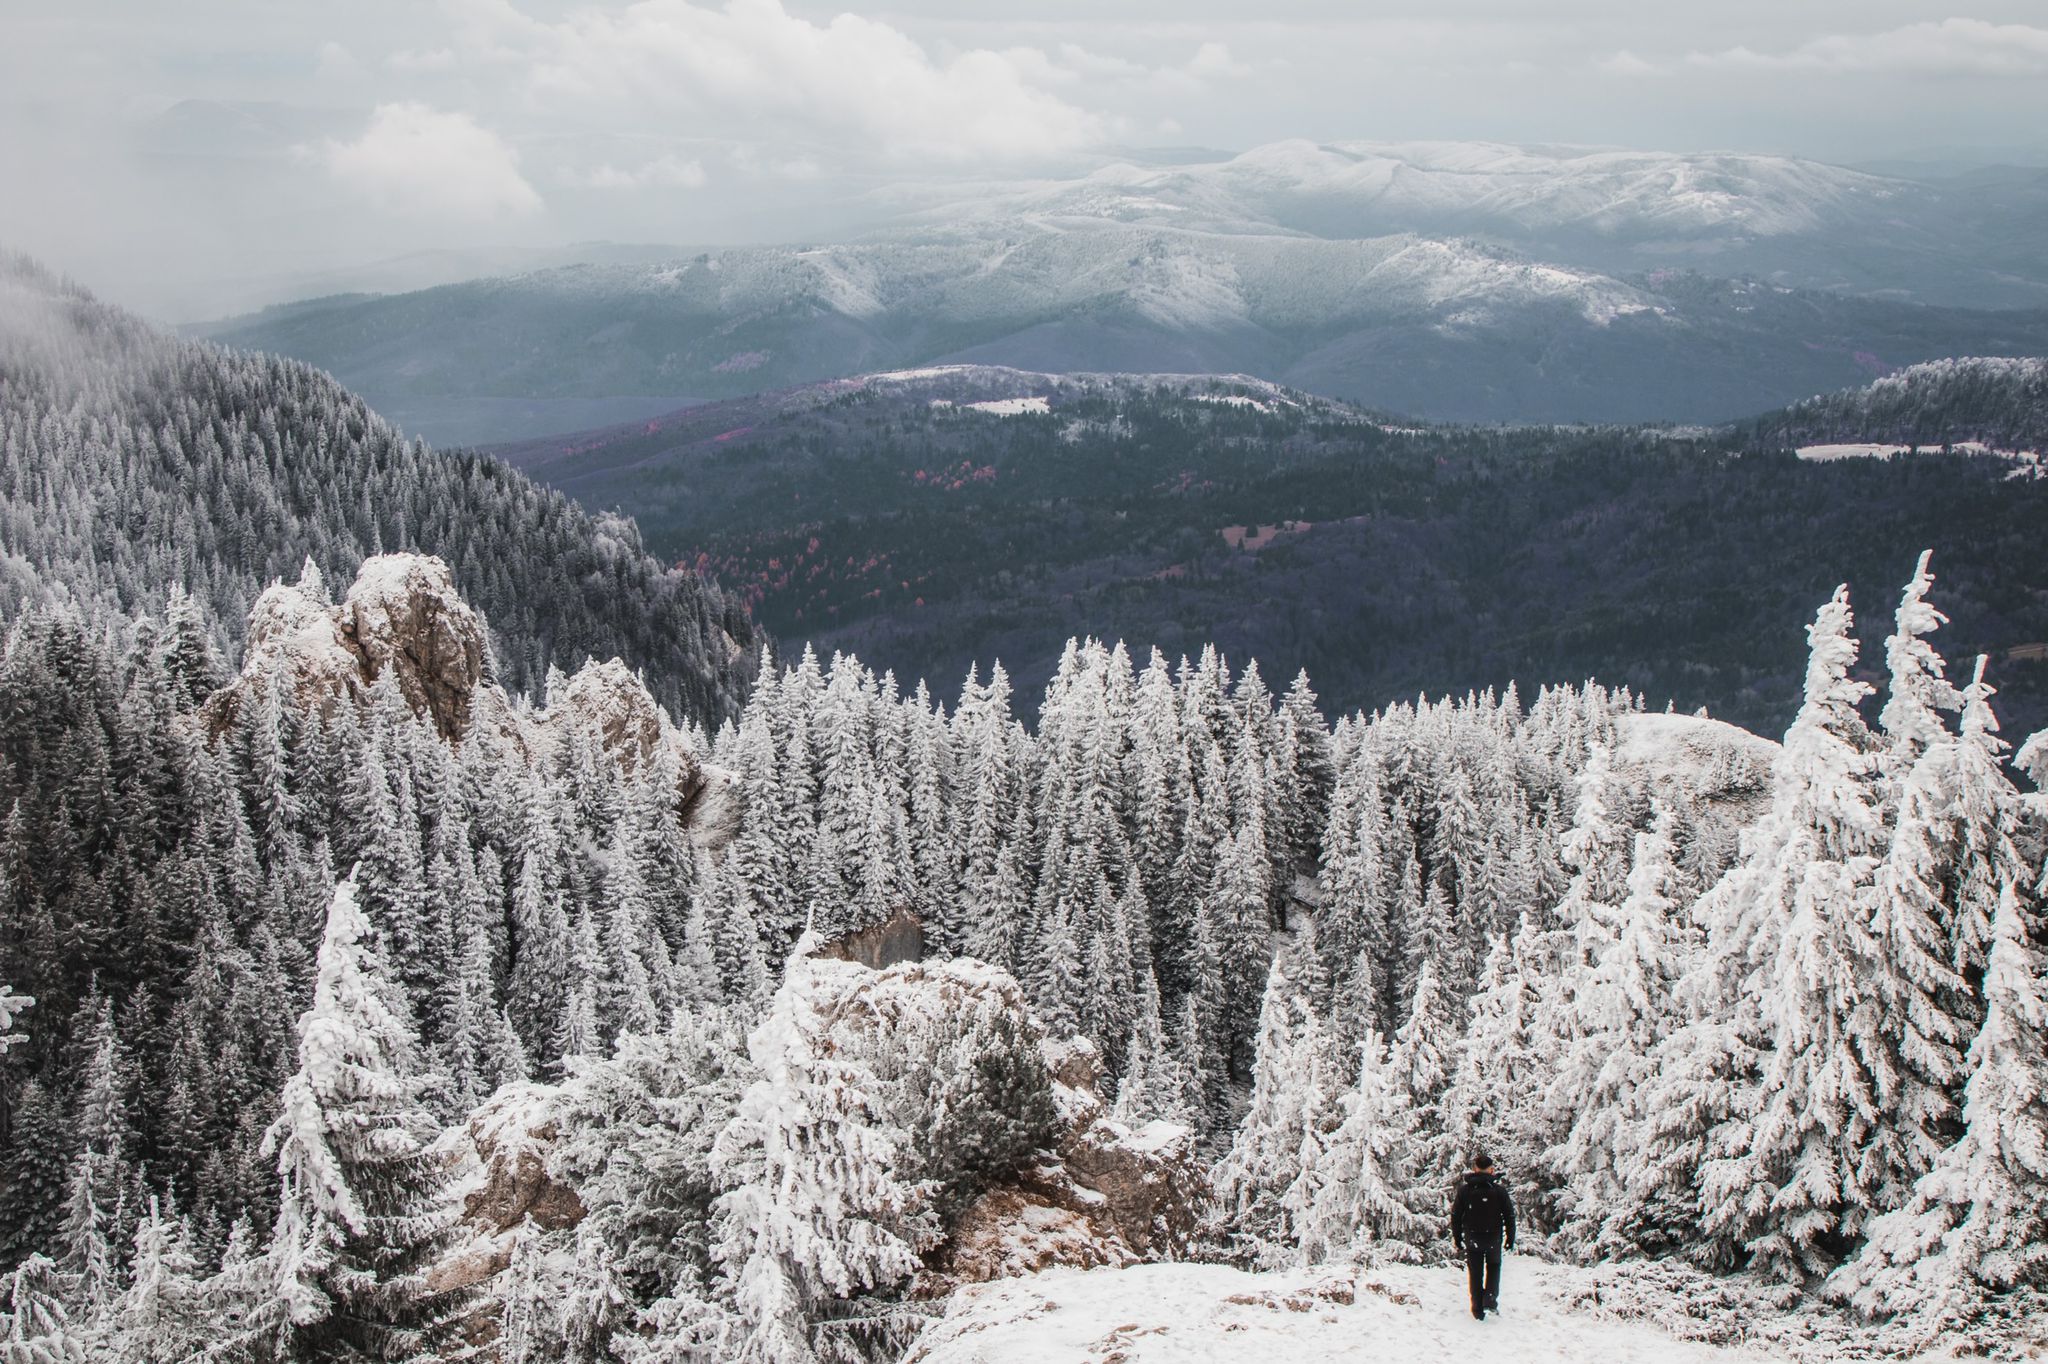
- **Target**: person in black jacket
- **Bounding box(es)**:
[1449,1151,1516,1319]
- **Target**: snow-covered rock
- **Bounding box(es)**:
[543,657,666,771]
[461,1083,585,1237]
[210,552,732,846]
[213,553,486,739]
[926,1033,1205,1295]
[1613,711,1777,821]
[533,653,719,842]
[341,553,489,735]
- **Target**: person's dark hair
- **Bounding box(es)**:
[1470,1150,1495,1171]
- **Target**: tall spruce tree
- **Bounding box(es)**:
[246,876,469,1362]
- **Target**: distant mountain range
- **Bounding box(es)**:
[886,140,2048,309]
[191,140,2048,444]
[484,360,2048,737]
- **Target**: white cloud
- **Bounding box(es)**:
[1051,39,1250,91]
[1686,18,2048,77]
[314,41,362,82]
[1595,49,1662,77]
[464,0,1105,163]
[578,153,708,189]
[319,103,543,218]
[1187,41,1248,79]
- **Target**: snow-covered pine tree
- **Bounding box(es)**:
[1699,586,1892,1283]
[1311,753,1389,1049]
[0,1253,85,1363]
[1113,968,1197,1129]
[1553,808,1688,1258]
[1388,955,1460,1202]
[507,781,572,1068]
[1862,551,1976,1198]
[1939,657,2033,1006]
[1834,874,2048,1326]
[1303,1027,1428,1265]
[245,875,470,1362]
[103,1199,203,1364]
[1877,550,1961,778]
[1212,959,1335,1269]
[708,939,935,1364]
[1442,920,1545,1205]
[51,1144,117,1320]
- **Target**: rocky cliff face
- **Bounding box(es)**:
[208,551,732,845]
[214,554,486,739]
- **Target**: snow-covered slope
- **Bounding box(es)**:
[910,139,1907,243]
[196,138,2048,441]
[882,139,2046,311]
[907,1260,1797,1364]
[504,226,1658,336]
[1741,356,2048,458]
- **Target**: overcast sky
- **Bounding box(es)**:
[5,0,2046,319]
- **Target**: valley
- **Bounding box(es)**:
[487,361,2048,738]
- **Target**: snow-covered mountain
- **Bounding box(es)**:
[890,139,2048,310]
[903,140,1905,241]
[197,216,2048,441]
[8,244,2048,1358]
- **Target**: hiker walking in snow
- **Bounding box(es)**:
[1449,1151,1516,1320]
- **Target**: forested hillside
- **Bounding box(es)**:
[0,539,2042,1360]
[491,365,2048,739]
[0,254,758,724]
[3,252,2047,1362]
[1738,356,2048,454]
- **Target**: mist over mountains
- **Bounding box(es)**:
[194,140,2048,446]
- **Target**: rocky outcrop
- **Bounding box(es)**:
[425,1083,586,1357]
[462,1083,586,1237]
[818,906,926,969]
[544,657,666,773]
[207,552,734,849]
[533,652,715,841]
[342,554,488,738]
[430,975,1207,1348]
[925,1036,1206,1293]
[211,554,486,740]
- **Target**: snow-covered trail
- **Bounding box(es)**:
[909,1259,1785,1363]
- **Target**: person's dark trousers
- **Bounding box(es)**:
[1464,1239,1502,1316]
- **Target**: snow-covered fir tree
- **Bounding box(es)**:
[709,939,937,1363]
[0,526,2042,1354]
[235,876,470,1362]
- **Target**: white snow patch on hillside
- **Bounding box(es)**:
[872,365,986,383]
[1797,441,2042,463]
[908,1260,1797,1364]
[1193,393,1277,413]
[794,248,886,319]
[965,396,1051,416]
[1614,712,1777,773]
[1798,442,1909,461]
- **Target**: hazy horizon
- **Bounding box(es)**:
[5,1,2048,321]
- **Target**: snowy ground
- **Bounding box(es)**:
[908,1260,1804,1364]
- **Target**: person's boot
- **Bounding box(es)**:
[1472,1303,1485,1320]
